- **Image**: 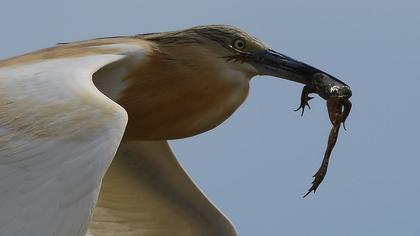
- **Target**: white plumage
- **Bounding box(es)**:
[0,40,237,236]
[0,53,129,235]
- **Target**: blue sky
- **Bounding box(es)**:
[1,0,419,235]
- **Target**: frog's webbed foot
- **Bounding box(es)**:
[294,85,315,116]
[294,97,313,116]
[303,160,329,197]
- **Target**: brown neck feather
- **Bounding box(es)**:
[117,44,250,140]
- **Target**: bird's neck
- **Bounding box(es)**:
[96,43,252,140]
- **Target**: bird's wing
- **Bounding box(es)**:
[88,140,237,236]
[0,45,138,236]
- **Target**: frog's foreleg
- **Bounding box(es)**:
[294,85,315,116]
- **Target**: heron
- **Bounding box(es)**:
[0,25,336,236]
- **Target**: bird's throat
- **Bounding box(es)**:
[117,55,250,140]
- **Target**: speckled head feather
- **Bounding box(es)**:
[134,25,271,68]
[136,25,268,48]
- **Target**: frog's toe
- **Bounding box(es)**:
[294,96,313,116]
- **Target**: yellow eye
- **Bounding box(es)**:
[233,39,246,50]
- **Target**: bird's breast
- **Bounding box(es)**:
[118,65,250,140]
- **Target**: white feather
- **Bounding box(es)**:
[0,53,129,236]
[0,40,238,236]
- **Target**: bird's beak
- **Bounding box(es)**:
[252,49,326,84]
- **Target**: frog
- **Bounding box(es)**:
[294,73,352,197]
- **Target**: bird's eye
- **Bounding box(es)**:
[233,39,246,50]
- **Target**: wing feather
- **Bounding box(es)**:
[88,140,237,236]
[0,50,131,236]
[0,39,237,236]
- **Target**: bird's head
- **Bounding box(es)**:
[139,25,330,84]
[118,25,342,139]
